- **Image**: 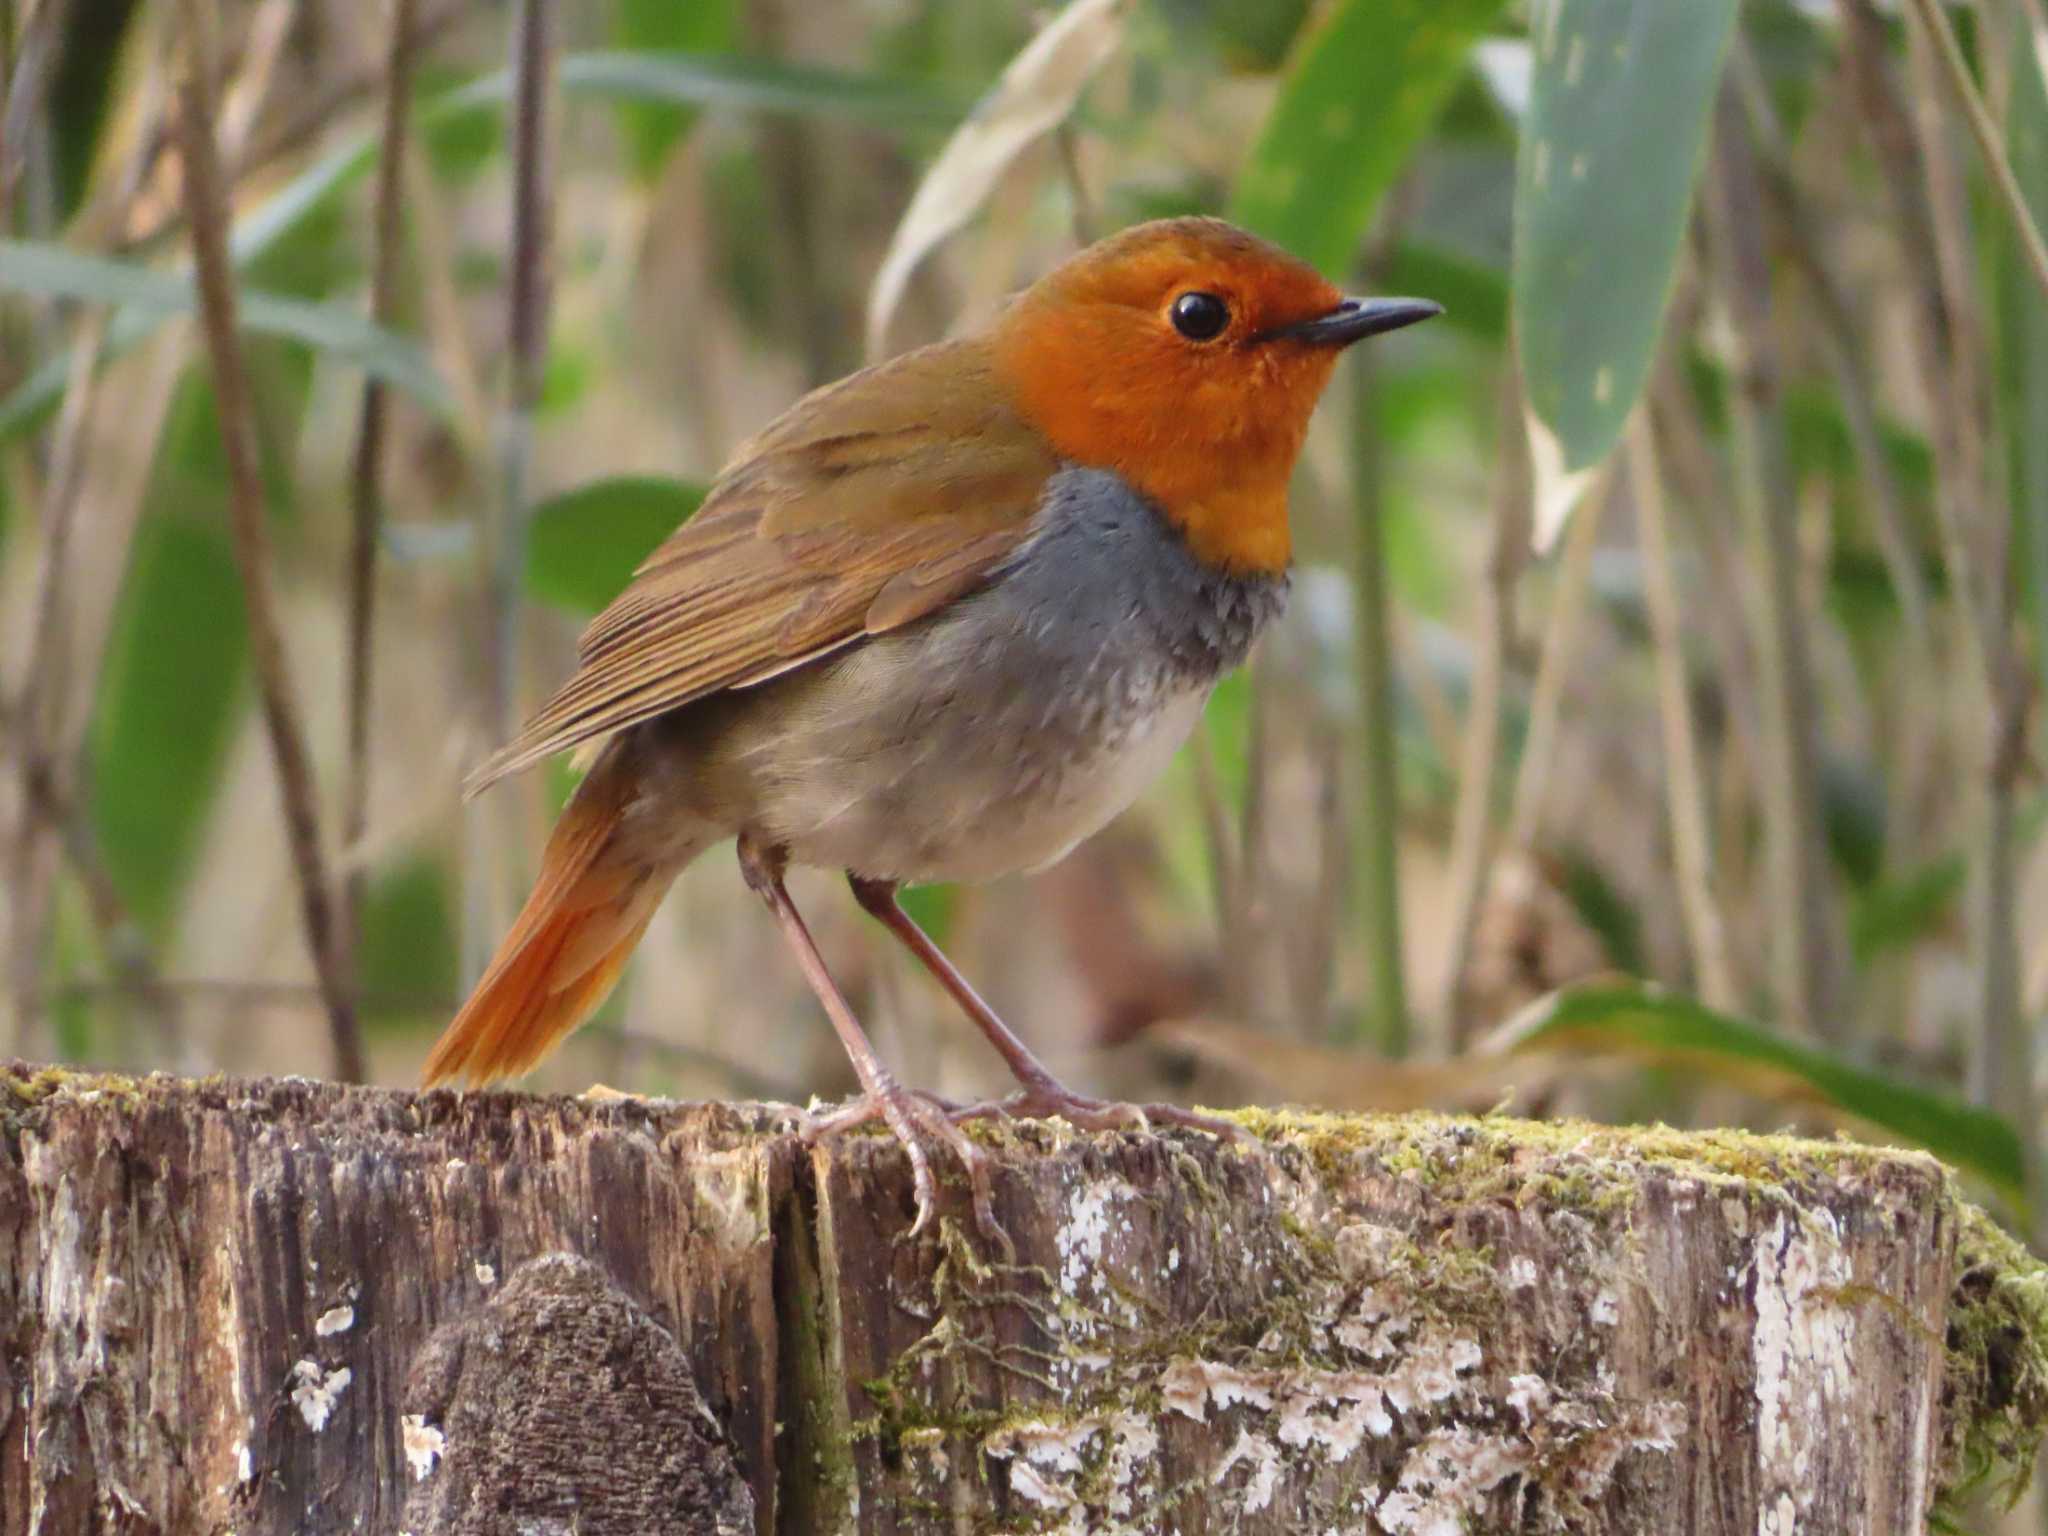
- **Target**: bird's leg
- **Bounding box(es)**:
[736,834,995,1237]
[849,875,1244,1141]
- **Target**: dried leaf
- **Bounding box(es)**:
[865,0,1131,359]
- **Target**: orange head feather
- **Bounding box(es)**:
[993,217,1438,575]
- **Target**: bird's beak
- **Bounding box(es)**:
[1256,296,1443,348]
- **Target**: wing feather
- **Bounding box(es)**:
[467,339,1055,793]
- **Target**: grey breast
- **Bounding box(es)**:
[679,465,1290,883]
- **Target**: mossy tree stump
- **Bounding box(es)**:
[1,1065,2042,1533]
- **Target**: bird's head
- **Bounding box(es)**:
[994,217,1438,576]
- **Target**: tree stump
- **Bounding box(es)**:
[1,1064,2043,1534]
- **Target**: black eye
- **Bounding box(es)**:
[1170,291,1230,341]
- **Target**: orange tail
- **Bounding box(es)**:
[422,752,683,1088]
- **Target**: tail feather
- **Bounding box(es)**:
[422,754,678,1089]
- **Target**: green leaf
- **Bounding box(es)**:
[0,240,450,417]
[448,50,961,128]
[1850,856,1965,963]
[1513,0,1737,543]
[525,476,707,614]
[898,884,959,949]
[1156,0,1315,73]
[613,0,741,178]
[1556,851,1644,972]
[49,888,101,1061]
[1500,981,2028,1209]
[0,51,957,438]
[1849,799,2048,962]
[1232,0,1506,276]
[48,0,145,217]
[357,854,459,1032]
[86,515,248,937]
[1381,242,1508,342]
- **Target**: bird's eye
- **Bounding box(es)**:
[1169,291,1230,342]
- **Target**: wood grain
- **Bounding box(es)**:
[0,1066,2037,1533]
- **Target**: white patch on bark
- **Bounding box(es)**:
[401,1414,444,1480]
[314,1304,354,1337]
[1751,1211,1857,1532]
[983,1412,1156,1532]
[1507,1373,1550,1421]
[1213,1427,1283,1511]
[289,1360,351,1432]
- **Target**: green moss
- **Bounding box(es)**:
[1229,1103,1920,1208]
[1937,1203,2048,1514]
[1,1062,150,1137]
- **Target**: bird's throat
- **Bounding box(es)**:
[1144,477,1292,576]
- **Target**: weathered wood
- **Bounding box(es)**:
[1,1064,2043,1534]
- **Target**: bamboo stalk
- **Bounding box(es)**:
[1628,415,1738,1013]
[338,0,421,1061]
[105,1,466,254]
[7,315,105,1056]
[1905,0,2048,304]
[1731,41,1942,865]
[1189,715,1242,967]
[488,0,557,746]
[1902,2,2032,1161]
[1505,464,1604,855]
[1439,364,1530,1041]
[1349,354,1408,1054]
[465,0,555,988]
[1704,95,1840,1043]
[174,0,362,1080]
[0,0,63,217]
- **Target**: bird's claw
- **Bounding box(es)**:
[802,1080,1003,1246]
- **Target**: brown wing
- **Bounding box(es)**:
[467,339,1057,793]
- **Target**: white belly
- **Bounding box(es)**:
[728,624,1214,884]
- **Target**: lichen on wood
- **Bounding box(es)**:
[0,1064,2043,1534]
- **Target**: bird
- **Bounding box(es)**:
[421,216,1439,1233]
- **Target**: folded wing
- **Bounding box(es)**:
[468,339,1058,793]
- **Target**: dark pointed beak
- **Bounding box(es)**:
[1255,296,1443,348]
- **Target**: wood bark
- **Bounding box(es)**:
[1,1064,2041,1534]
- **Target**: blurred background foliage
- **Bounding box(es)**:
[3,0,2048,1503]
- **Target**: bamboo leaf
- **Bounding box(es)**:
[357,855,459,1032]
[0,240,451,415]
[0,52,960,438]
[611,0,741,179]
[451,50,961,127]
[1850,800,2048,961]
[1382,243,1507,342]
[1231,0,1506,276]
[1495,981,2027,1208]
[525,476,707,615]
[1158,0,1314,73]
[86,516,248,938]
[1513,0,1737,546]
[867,0,1132,359]
[48,0,147,216]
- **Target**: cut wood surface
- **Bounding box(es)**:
[2,1063,2044,1534]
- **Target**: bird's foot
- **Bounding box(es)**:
[949,1070,1249,1143]
[803,1079,1001,1243]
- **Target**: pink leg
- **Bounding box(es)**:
[849,875,1243,1141]
[736,834,996,1236]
